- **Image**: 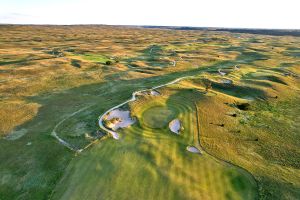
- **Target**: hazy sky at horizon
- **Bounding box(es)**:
[0,0,299,29]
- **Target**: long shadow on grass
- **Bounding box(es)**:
[126,128,196,199]
[211,81,267,99]
[165,88,259,199]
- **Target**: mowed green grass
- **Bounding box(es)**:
[141,105,177,128]
[52,89,257,200]
[80,53,112,63]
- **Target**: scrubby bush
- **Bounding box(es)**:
[235,102,251,111]
[204,80,212,92]
[105,60,112,65]
[71,59,81,68]
[48,48,64,57]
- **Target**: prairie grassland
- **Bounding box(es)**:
[0,25,299,200]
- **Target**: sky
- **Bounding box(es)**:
[0,0,299,29]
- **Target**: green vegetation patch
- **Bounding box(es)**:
[80,54,112,64]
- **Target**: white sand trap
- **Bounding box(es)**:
[186,146,201,154]
[110,131,120,140]
[138,90,160,96]
[221,79,233,84]
[150,90,160,96]
[105,109,135,131]
[169,119,181,134]
[218,69,226,76]
[5,128,28,140]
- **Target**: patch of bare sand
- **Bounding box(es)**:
[169,119,181,134]
[186,146,201,154]
[105,109,135,131]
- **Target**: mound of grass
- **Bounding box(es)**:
[253,75,288,85]
[141,106,177,129]
[211,81,266,99]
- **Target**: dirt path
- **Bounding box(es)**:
[50,88,113,152]
[51,105,93,152]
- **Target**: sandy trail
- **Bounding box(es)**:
[5,128,28,140]
[172,60,176,67]
[150,90,160,96]
[51,105,93,152]
[50,89,113,152]
[150,48,154,54]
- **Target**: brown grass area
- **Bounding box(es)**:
[0,100,40,136]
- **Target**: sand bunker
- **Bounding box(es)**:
[150,90,160,96]
[5,129,28,140]
[169,119,181,134]
[105,109,135,131]
[221,79,233,84]
[186,146,201,154]
[138,90,160,96]
[218,69,226,76]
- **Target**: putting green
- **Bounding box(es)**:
[141,106,177,129]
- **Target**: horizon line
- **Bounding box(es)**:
[0,23,300,31]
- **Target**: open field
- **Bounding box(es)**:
[0,25,299,200]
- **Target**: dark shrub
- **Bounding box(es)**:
[203,79,212,92]
[48,48,64,57]
[71,59,81,68]
[236,102,251,111]
[65,48,75,52]
[105,60,112,65]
